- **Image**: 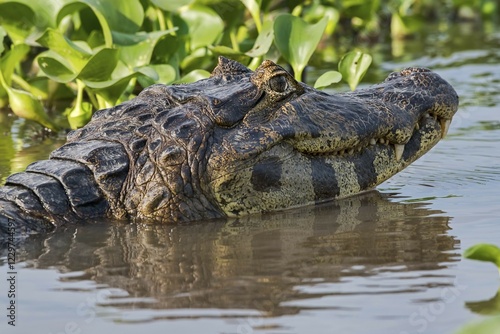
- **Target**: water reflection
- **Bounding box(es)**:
[0,117,66,182]
[466,289,500,316]
[9,191,459,320]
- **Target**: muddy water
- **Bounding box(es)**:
[1,23,500,334]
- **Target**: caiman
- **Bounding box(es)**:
[0,57,459,235]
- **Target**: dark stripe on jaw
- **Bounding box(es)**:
[352,149,378,191]
[403,127,423,161]
[251,156,283,192]
[310,158,340,201]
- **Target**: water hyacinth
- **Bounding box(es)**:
[0,0,497,130]
[464,243,500,277]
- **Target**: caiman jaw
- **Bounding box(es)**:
[296,111,452,162]
[289,67,458,164]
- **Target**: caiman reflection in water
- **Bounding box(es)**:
[11,191,459,318]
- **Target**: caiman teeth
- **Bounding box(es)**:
[394,144,405,161]
[304,111,447,160]
[440,119,451,138]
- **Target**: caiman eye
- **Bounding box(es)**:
[268,75,289,93]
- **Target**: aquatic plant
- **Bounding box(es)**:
[457,316,500,334]
[457,243,500,333]
[464,243,500,277]
[0,0,497,130]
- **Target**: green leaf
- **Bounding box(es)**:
[150,0,193,12]
[456,316,500,334]
[274,14,328,81]
[26,76,74,101]
[179,5,224,50]
[37,51,76,83]
[113,30,175,68]
[0,2,36,44]
[240,0,262,32]
[175,69,210,84]
[0,85,7,106]
[57,1,111,47]
[209,45,249,64]
[342,0,380,22]
[3,85,58,131]
[150,65,177,84]
[302,5,340,36]
[58,0,144,34]
[84,67,157,106]
[482,0,497,17]
[87,0,144,34]
[324,7,340,36]
[179,47,213,73]
[112,30,173,46]
[0,44,30,85]
[78,48,118,82]
[465,288,500,316]
[37,28,90,71]
[0,26,6,55]
[68,101,93,130]
[0,95,8,109]
[245,20,274,58]
[1,0,71,32]
[85,75,136,101]
[390,10,423,39]
[150,34,182,65]
[137,64,177,87]
[0,43,28,102]
[314,71,342,89]
[391,11,411,39]
[464,243,500,268]
[136,66,160,83]
[338,50,372,91]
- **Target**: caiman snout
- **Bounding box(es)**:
[281,66,458,163]
[386,67,459,139]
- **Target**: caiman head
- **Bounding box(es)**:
[80,57,458,222]
[199,57,458,217]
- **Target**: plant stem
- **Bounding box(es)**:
[11,74,33,93]
[165,12,176,35]
[156,8,166,31]
[96,94,109,109]
[86,87,99,110]
[230,29,240,52]
[0,70,9,90]
[248,56,262,70]
[294,65,304,82]
[76,79,84,108]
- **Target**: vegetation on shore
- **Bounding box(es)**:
[1,0,497,130]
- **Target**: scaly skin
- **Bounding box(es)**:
[0,58,459,235]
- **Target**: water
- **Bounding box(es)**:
[1,23,500,334]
